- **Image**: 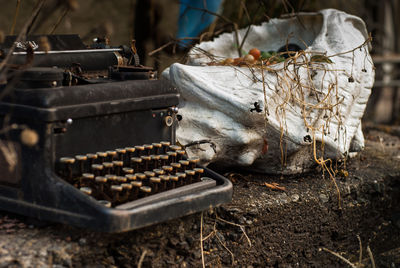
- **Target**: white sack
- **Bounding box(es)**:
[163,9,374,174]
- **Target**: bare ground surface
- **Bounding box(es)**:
[0,126,399,268]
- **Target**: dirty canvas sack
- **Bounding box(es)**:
[163,9,374,174]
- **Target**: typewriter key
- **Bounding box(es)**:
[176,172,186,186]
[112,160,124,175]
[130,181,142,199]
[185,170,196,184]
[169,145,182,152]
[159,154,169,166]
[102,162,114,174]
[80,187,92,195]
[98,200,111,208]
[153,168,164,176]
[134,145,145,156]
[176,150,186,161]
[116,176,127,184]
[122,167,134,175]
[150,177,161,193]
[152,143,162,154]
[105,174,117,185]
[159,175,170,190]
[86,153,98,165]
[140,155,151,170]
[111,185,123,203]
[81,173,95,187]
[143,144,153,155]
[170,162,181,173]
[193,168,204,182]
[135,173,147,184]
[160,141,171,153]
[96,152,107,162]
[95,176,107,197]
[130,157,142,171]
[179,160,190,171]
[150,155,160,168]
[169,174,179,188]
[107,150,117,161]
[116,148,126,161]
[75,155,88,174]
[167,151,177,162]
[162,165,173,174]
[188,157,200,169]
[91,164,104,176]
[125,174,137,181]
[60,157,75,179]
[125,147,135,163]
[144,171,155,180]
[139,186,152,197]
[121,183,133,201]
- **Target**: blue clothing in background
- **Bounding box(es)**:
[177,0,223,45]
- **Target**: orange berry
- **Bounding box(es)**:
[249,48,261,60]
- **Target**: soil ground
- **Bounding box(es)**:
[0,125,399,268]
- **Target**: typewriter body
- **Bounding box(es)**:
[0,35,232,232]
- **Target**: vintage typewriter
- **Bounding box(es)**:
[0,35,232,232]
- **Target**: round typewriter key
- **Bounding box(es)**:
[116,148,126,160]
[106,150,117,161]
[86,153,98,165]
[167,151,177,162]
[60,157,75,179]
[185,169,196,184]
[125,147,135,163]
[121,183,132,202]
[193,167,204,182]
[179,160,190,171]
[193,168,204,182]
[176,150,186,161]
[81,173,95,187]
[159,154,169,166]
[98,200,111,208]
[160,141,171,153]
[91,164,104,176]
[153,168,164,176]
[140,155,151,170]
[176,172,186,186]
[159,175,170,190]
[170,162,182,173]
[139,186,152,197]
[135,173,146,182]
[105,174,117,185]
[116,176,127,183]
[75,155,88,173]
[112,160,124,175]
[188,157,200,169]
[131,157,142,171]
[143,144,153,155]
[150,177,161,192]
[169,145,182,151]
[80,187,92,195]
[111,185,123,203]
[96,152,107,162]
[162,165,173,174]
[144,171,155,179]
[152,142,162,154]
[134,145,145,156]
[130,181,142,199]
[150,154,160,168]
[125,174,137,181]
[122,167,134,175]
[102,162,114,174]
[95,176,107,197]
[169,174,179,188]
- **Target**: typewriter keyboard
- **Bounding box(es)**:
[57,142,212,208]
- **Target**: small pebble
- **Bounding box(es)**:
[291,194,300,202]
[319,194,329,203]
[78,238,87,246]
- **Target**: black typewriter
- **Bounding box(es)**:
[0,35,232,232]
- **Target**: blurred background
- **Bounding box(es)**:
[0,0,398,124]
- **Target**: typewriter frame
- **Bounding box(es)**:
[0,79,232,232]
